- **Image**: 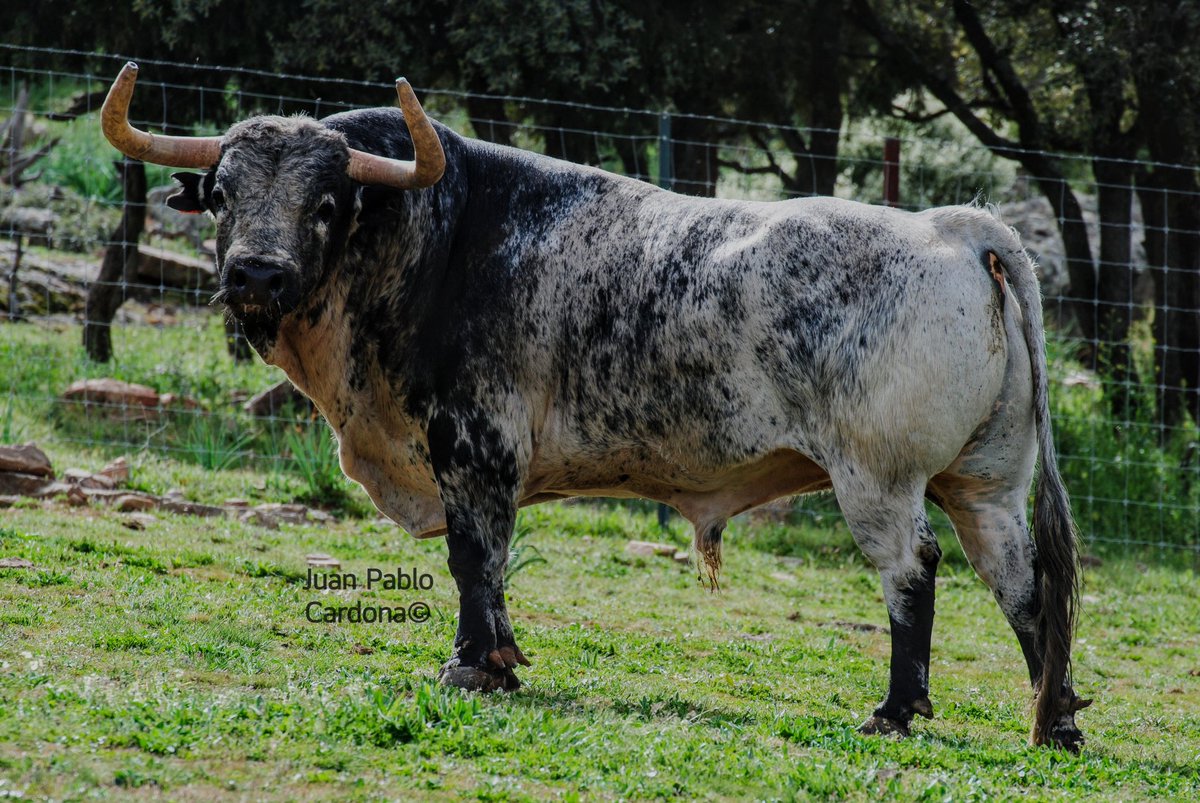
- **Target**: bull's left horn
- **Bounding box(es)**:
[101,62,221,167]
[346,78,446,189]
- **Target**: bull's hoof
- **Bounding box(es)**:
[858,715,910,738]
[858,696,931,738]
[1035,695,1091,754]
[1046,721,1085,754]
[437,659,520,692]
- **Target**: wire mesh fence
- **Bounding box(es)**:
[2,45,1197,560]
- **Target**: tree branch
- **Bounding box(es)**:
[952,0,1044,139]
[848,0,1025,161]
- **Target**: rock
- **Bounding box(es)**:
[306,552,341,569]
[65,485,88,506]
[1080,554,1104,568]
[63,378,160,418]
[307,508,333,523]
[158,392,199,409]
[125,512,158,529]
[672,551,691,564]
[62,468,116,491]
[99,456,130,484]
[113,493,157,512]
[0,443,54,477]
[0,557,36,569]
[243,380,314,417]
[136,244,217,292]
[0,471,54,497]
[0,207,56,238]
[626,540,678,558]
[158,498,226,518]
[240,502,310,529]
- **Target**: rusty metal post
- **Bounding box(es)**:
[882,137,900,208]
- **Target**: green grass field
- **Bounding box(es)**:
[1,317,1199,800]
[2,499,1198,800]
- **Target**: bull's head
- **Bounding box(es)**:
[100,63,444,345]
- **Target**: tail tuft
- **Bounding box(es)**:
[694,521,725,592]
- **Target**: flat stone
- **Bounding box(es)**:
[158,498,226,518]
[63,378,160,409]
[0,471,54,496]
[63,469,116,491]
[0,443,54,478]
[0,557,35,569]
[99,456,130,483]
[124,512,158,529]
[306,552,341,569]
[240,502,311,530]
[113,493,157,512]
[626,540,679,558]
[243,380,313,417]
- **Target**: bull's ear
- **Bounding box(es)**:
[166,171,206,214]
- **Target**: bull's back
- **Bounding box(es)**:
[535,194,1011,478]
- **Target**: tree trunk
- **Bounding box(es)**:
[83,159,146,362]
[1028,162,1100,350]
[1092,156,1137,416]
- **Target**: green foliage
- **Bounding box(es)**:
[1048,334,1200,554]
[839,112,1020,207]
[178,412,253,471]
[281,421,365,513]
[504,523,547,584]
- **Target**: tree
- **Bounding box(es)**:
[850,0,1200,424]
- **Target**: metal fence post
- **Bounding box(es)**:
[657,111,674,530]
[883,137,900,207]
[658,112,674,192]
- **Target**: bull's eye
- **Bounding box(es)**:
[210,188,226,213]
[315,199,336,225]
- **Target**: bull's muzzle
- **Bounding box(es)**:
[223,256,298,315]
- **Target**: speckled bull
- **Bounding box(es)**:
[102,64,1088,750]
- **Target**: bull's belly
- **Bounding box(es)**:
[356,445,833,539]
[524,447,832,526]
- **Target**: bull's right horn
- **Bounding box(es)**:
[101,62,221,167]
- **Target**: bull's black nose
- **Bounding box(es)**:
[225,258,291,309]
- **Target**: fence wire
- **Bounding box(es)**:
[1,47,1197,560]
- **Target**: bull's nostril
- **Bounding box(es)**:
[268,274,283,295]
[233,268,248,289]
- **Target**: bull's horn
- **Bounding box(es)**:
[346,78,446,189]
[101,62,221,167]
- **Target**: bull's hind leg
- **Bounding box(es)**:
[831,471,941,737]
[929,476,1089,750]
[429,413,530,692]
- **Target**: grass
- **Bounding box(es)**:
[0,499,1198,800]
[0,316,373,513]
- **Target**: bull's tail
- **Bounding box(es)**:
[985,225,1080,746]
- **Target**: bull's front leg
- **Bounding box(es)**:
[429,412,530,692]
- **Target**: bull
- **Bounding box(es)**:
[100,63,1088,750]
